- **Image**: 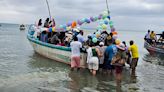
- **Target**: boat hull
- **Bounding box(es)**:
[144,41,164,54]
[27,35,87,68]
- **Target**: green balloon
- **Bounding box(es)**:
[92,37,98,43]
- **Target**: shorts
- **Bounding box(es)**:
[71,56,80,68]
[130,58,139,69]
[115,66,123,74]
[88,57,99,70]
[103,60,114,70]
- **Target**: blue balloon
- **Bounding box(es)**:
[104,20,109,25]
[63,24,67,30]
[82,18,86,23]
[67,22,72,27]
[107,16,110,20]
[49,27,52,32]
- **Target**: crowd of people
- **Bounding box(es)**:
[32,18,140,85]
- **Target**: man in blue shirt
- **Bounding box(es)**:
[103,39,117,74]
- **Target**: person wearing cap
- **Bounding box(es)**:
[103,39,117,74]
[96,42,107,72]
[111,43,126,85]
[128,40,139,75]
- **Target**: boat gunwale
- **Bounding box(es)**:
[27,34,87,54]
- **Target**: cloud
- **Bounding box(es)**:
[0,0,163,30]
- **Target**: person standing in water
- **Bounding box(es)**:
[111,43,126,86]
[103,39,117,74]
[70,36,82,71]
[129,40,139,75]
[87,39,101,76]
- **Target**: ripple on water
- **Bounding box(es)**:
[0,71,71,92]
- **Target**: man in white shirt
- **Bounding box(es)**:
[144,30,152,44]
[70,36,82,71]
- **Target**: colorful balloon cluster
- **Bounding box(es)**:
[96,11,116,32]
[58,11,111,31]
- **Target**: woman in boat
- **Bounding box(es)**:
[44,18,50,28]
[38,19,42,27]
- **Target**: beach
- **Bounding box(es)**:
[0,23,163,92]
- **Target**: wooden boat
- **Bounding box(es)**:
[27,25,87,68]
[144,41,164,54]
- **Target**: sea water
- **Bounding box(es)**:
[0,23,163,92]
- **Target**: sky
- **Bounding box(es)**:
[0,0,164,31]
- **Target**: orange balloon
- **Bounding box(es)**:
[71,21,77,28]
[112,31,118,35]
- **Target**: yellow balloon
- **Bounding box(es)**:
[102,24,107,30]
[52,27,55,32]
[115,39,121,45]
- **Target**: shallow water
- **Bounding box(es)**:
[0,23,163,92]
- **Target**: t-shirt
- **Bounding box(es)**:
[129,44,139,58]
[96,46,107,64]
[105,44,117,61]
[70,41,82,57]
[145,33,150,39]
[77,34,85,43]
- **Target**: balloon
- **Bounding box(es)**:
[103,11,108,16]
[71,21,77,28]
[112,31,118,35]
[102,15,107,19]
[104,20,109,25]
[77,20,83,25]
[101,24,107,30]
[95,31,101,38]
[52,27,55,32]
[94,16,98,21]
[97,25,102,31]
[63,24,67,30]
[66,26,71,31]
[85,18,90,23]
[92,37,98,43]
[98,14,103,20]
[90,17,94,22]
[107,16,110,20]
[82,18,86,23]
[109,21,113,25]
[59,25,64,30]
[115,39,120,45]
[49,27,52,32]
[111,27,115,32]
[67,22,72,27]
